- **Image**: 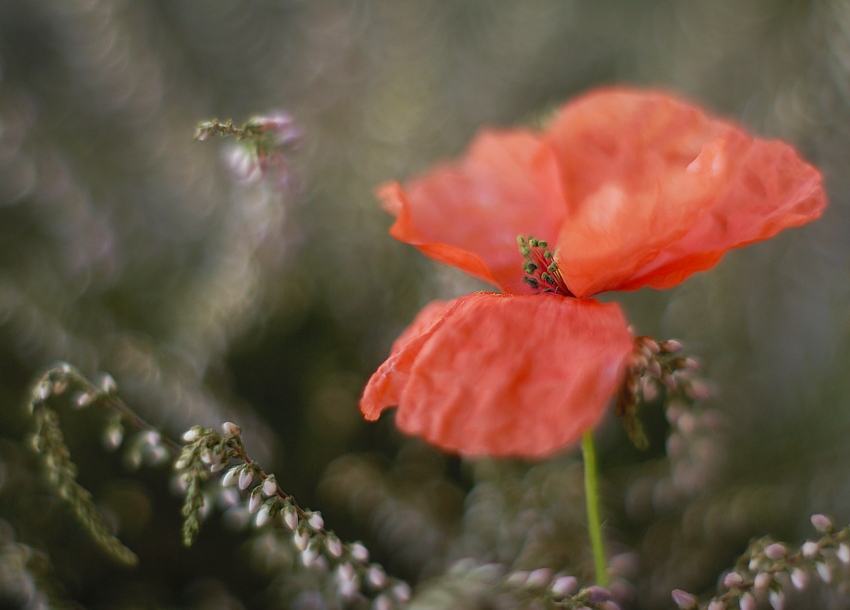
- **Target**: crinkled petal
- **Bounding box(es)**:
[377,130,567,294]
[545,88,826,296]
[360,293,634,458]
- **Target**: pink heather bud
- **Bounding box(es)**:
[248,492,262,514]
[182,428,199,443]
[255,505,272,527]
[373,595,392,610]
[200,450,213,465]
[599,602,621,610]
[221,422,241,438]
[308,513,324,531]
[640,376,658,402]
[769,591,785,610]
[351,542,369,563]
[506,571,529,587]
[75,392,95,408]
[686,380,711,401]
[283,507,298,531]
[723,572,744,588]
[293,530,309,552]
[810,513,833,533]
[677,412,696,436]
[671,589,697,609]
[646,359,662,379]
[641,337,660,354]
[326,537,342,558]
[586,586,611,602]
[104,427,123,450]
[34,382,51,401]
[96,373,117,394]
[262,478,277,497]
[753,572,770,590]
[708,601,725,610]
[817,562,832,583]
[802,541,819,558]
[392,583,411,603]
[367,565,386,589]
[764,543,787,560]
[221,467,238,487]
[838,543,850,564]
[791,568,808,590]
[238,469,254,490]
[337,578,357,599]
[683,358,700,371]
[660,339,683,353]
[551,575,578,597]
[300,546,318,568]
[739,592,756,610]
[748,557,761,572]
[526,568,552,589]
[210,460,226,473]
[338,562,356,582]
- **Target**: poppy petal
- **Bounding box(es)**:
[377,129,567,295]
[360,293,633,458]
[545,88,826,296]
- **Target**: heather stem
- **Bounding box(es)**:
[582,429,608,586]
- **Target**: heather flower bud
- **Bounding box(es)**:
[367,565,386,589]
[262,477,277,497]
[671,589,697,609]
[182,428,200,443]
[255,505,271,527]
[769,591,785,610]
[586,585,611,602]
[248,491,262,514]
[326,536,342,558]
[283,507,298,531]
[96,373,117,394]
[753,572,770,590]
[739,592,756,610]
[392,583,411,603]
[748,557,760,572]
[372,595,392,610]
[660,339,682,353]
[351,542,369,563]
[221,467,238,487]
[308,512,324,531]
[526,568,552,588]
[764,543,787,560]
[838,543,850,564]
[34,382,51,402]
[210,460,226,473]
[103,427,123,450]
[810,513,833,533]
[551,575,578,597]
[802,541,819,558]
[221,422,241,438]
[506,571,529,587]
[791,568,808,590]
[75,392,95,408]
[238,469,254,490]
[817,562,831,583]
[708,601,725,610]
[723,572,744,588]
[293,530,309,551]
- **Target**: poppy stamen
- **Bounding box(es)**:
[517,235,575,297]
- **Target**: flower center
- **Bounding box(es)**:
[517,236,575,297]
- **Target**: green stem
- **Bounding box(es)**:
[582,430,608,586]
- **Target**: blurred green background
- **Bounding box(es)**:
[0,1,847,608]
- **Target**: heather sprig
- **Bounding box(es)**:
[672,514,850,610]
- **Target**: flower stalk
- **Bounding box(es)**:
[582,430,607,586]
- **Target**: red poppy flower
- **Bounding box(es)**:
[361,88,826,458]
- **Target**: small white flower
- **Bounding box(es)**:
[817,562,832,583]
[769,591,785,610]
[255,505,272,527]
[753,572,770,590]
[838,543,850,564]
[248,493,262,514]
[391,583,411,603]
[791,568,808,590]
[764,543,786,560]
[293,530,310,552]
[262,478,277,497]
[671,589,696,609]
[182,428,199,443]
[283,507,298,531]
[811,514,833,533]
[802,541,819,558]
